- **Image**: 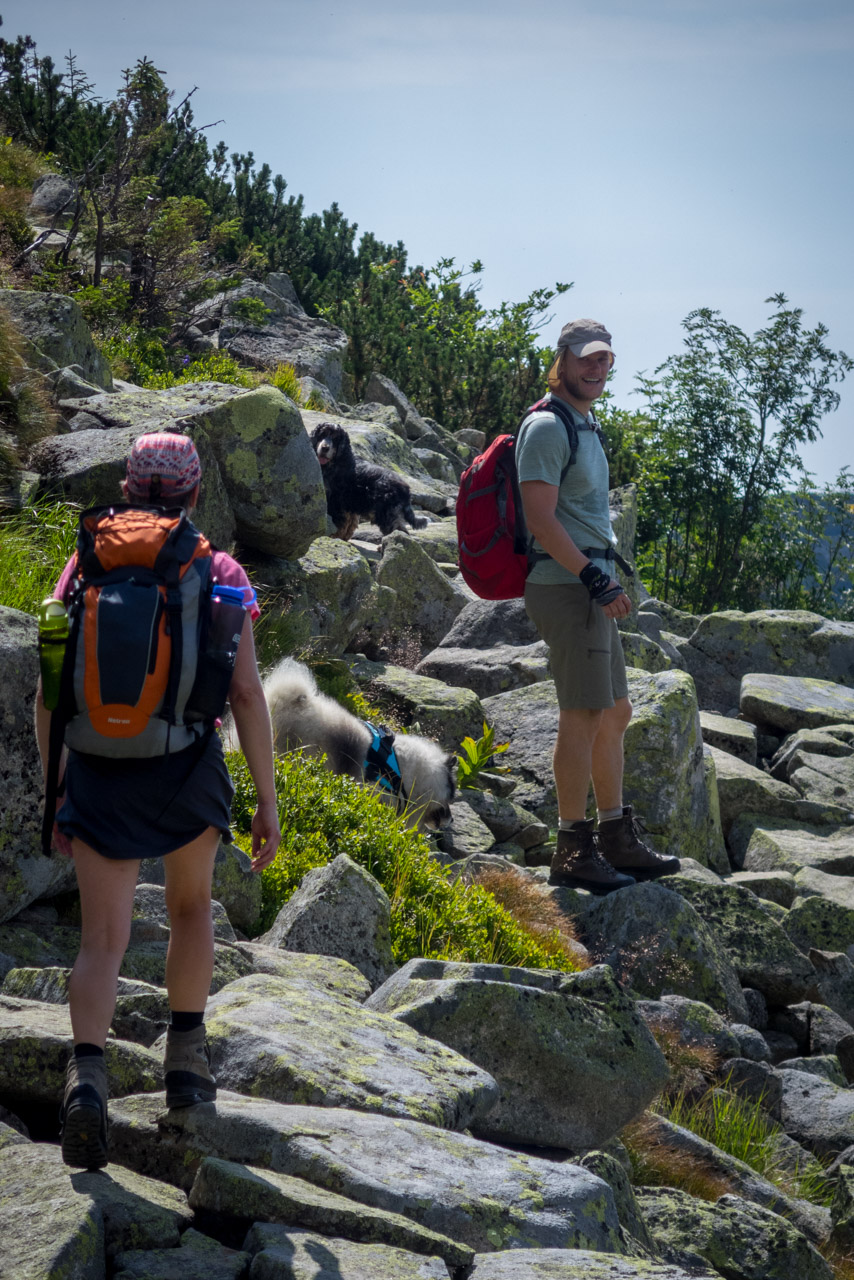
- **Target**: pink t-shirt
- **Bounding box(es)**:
[54,549,261,620]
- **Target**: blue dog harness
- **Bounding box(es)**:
[363,722,405,802]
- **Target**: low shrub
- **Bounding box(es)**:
[98,324,253,389]
[227,749,583,972]
[145,348,253,389]
[0,137,46,272]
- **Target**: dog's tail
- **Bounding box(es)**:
[263,656,317,714]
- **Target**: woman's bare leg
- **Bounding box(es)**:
[68,840,140,1047]
[162,826,220,1012]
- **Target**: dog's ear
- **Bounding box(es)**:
[445,754,458,798]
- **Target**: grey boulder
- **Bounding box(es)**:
[417,641,551,697]
[0,288,112,388]
[197,973,498,1128]
[367,960,668,1150]
[0,608,76,922]
[576,881,750,1022]
[741,672,854,734]
[261,853,394,989]
[637,1187,833,1280]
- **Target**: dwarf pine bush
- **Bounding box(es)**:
[228,749,583,972]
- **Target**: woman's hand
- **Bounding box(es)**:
[250,799,281,872]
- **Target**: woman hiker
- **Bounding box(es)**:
[34,431,281,1170]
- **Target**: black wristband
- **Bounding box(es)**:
[579,561,625,608]
[579,562,611,598]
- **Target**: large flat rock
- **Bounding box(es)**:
[732,816,854,877]
[0,995,161,1105]
[0,1140,192,1276]
[467,1252,718,1279]
[245,1223,451,1279]
[708,746,851,836]
[741,673,854,735]
[190,1157,472,1270]
[199,973,498,1128]
[108,1093,623,1254]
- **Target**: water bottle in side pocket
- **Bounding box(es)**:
[38,598,69,711]
[185,583,247,723]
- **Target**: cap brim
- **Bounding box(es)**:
[566,340,613,358]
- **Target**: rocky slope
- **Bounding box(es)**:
[1,281,854,1279]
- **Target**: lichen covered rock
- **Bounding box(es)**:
[0,608,76,922]
[576,882,749,1021]
[196,972,498,1127]
[261,853,394,989]
[367,960,669,1150]
[347,655,484,747]
[637,1187,832,1280]
[108,1092,624,1254]
[741,672,854,734]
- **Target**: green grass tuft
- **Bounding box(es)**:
[228,748,583,972]
[625,1079,835,1210]
[267,361,303,403]
[0,498,80,615]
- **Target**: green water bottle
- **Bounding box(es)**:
[38,598,69,711]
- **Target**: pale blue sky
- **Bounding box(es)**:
[4,0,853,482]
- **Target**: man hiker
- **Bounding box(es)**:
[516,318,680,893]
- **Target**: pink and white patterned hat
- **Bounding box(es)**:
[125,432,202,500]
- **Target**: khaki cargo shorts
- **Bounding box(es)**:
[524,581,628,710]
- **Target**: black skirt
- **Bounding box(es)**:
[57,731,235,860]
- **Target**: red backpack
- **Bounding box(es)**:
[456,397,586,600]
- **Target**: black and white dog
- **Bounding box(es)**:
[309,422,429,539]
[263,657,456,833]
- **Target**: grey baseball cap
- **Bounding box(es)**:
[556,318,613,358]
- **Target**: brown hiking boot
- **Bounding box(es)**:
[60,1054,108,1169]
[164,1025,217,1108]
[549,819,636,894]
[596,806,681,880]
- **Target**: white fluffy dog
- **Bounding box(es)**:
[261,657,456,832]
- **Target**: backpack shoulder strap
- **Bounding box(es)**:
[520,396,581,484]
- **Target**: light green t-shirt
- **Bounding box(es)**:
[515,394,616,585]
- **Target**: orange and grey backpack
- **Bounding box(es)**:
[41,503,235,852]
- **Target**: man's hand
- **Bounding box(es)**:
[600,580,632,620]
[579,563,631,618]
[250,799,281,872]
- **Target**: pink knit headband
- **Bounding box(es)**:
[126,432,201,499]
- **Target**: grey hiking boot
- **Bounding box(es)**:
[549,819,636,894]
[596,805,681,880]
[60,1054,108,1169]
[164,1025,217,1108]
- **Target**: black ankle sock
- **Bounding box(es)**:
[73,1043,104,1059]
[170,1010,204,1032]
